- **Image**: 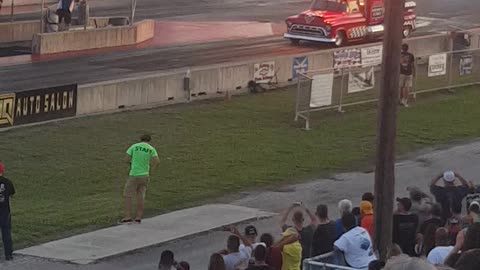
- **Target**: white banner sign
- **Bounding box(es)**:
[428,53,447,77]
[254,61,275,83]
[361,45,383,65]
[348,67,375,93]
[310,73,334,108]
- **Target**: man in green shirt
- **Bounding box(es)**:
[121,134,160,224]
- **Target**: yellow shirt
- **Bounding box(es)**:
[281,241,302,270]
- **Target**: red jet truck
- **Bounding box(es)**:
[284,0,417,46]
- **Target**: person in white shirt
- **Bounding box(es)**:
[334,213,377,270]
[239,225,266,263]
[221,226,253,270]
[427,227,454,265]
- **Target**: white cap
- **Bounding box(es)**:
[443,170,456,182]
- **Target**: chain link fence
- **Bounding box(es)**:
[295,48,480,130]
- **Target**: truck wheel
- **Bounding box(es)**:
[290,39,300,46]
[403,26,412,38]
[335,31,347,47]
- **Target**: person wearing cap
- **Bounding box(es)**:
[467,201,480,224]
[334,213,376,270]
[430,171,473,220]
[121,134,160,224]
[0,162,15,261]
[392,197,419,256]
[274,227,301,270]
[280,203,317,262]
[360,201,374,240]
[240,225,266,265]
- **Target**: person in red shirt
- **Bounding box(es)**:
[260,233,282,270]
[360,201,374,240]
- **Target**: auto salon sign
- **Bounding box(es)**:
[254,61,275,83]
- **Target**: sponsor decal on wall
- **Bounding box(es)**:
[254,61,275,83]
[293,56,309,79]
[0,84,77,129]
[428,53,447,77]
[333,48,361,69]
[361,45,383,65]
[0,93,15,128]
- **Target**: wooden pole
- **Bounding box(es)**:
[10,0,14,22]
[130,0,137,26]
[40,0,45,33]
[373,0,404,261]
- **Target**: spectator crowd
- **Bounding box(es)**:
[156,170,480,270]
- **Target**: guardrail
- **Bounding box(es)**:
[303,252,358,270]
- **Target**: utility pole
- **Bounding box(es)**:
[40,0,45,33]
[373,0,405,261]
[130,0,137,26]
[10,0,14,22]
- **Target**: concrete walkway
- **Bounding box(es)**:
[15,204,275,264]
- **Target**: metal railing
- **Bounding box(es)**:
[303,252,358,270]
[295,47,480,130]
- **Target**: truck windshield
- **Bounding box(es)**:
[311,0,347,12]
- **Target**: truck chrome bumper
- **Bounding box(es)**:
[284,33,336,43]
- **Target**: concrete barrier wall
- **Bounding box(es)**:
[32,19,155,55]
[2,0,56,6]
[75,32,454,116]
[0,20,40,43]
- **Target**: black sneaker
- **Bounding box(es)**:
[6,255,13,261]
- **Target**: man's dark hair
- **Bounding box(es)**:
[316,204,329,219]
[362,192,374,203]
[179,261,190,270]
[140,134,152,142]
[159,250,175,267]
[341,213,356,231]
[253,245,267,261]
[352,207,361,217]
[463,223,480,251]
[260,233,274,248]
[431,203,443,217]
[402,43,409,52]
[368,260,385,270]
[293,211,304,223]
[227,235,240,253]
[454,249,480,270]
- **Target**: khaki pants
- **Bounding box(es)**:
[123,176,149,199]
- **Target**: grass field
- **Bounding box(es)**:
[1,85,480,249]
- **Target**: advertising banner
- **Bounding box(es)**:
[254,61,275,83]
[3,84,78,127]
[428,53,447,77]
[310,73,334,108]
[333,48,361,69]
[293,56,309,79]
[0,93,15,128]
[459,55,473,76]
[348,67,375,93]
[361,45,383,65]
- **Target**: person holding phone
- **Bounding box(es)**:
[280,202,318,262]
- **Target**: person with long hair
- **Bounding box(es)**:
[209,253,226,270]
